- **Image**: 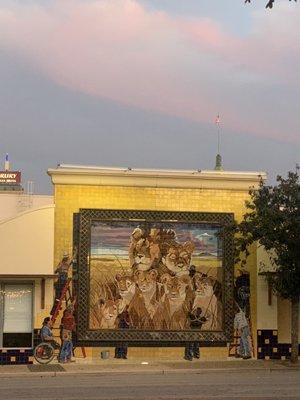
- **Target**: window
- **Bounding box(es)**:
[0,283,33,348]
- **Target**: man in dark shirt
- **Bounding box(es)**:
[115,309,130,359]
[184,307,207,361]
[184,265,207,361]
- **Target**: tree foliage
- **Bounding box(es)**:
[245,0,297,9]
[231,169,300,300]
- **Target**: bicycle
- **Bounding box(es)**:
[33,341,60,364]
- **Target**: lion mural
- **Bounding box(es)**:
[89,223,223,331]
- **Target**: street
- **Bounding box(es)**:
[1,370,300,399]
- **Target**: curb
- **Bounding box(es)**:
[2,366,300,379]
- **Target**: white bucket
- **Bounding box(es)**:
[100,350,110,359]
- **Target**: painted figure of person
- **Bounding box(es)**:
[184,266,205,361]
[114,309,130,359]
[40,317,60,349]
[234,307,252,359]
[184,307,207,361]
[234,270,250,317]
[51,252,73,315]
[59,305,76,363]
[55,252,72,298]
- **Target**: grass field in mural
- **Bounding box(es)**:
[89,221,223,331]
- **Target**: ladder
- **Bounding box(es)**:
[50,278,72,322]
[228,317,255,358]
[50,278,86,358]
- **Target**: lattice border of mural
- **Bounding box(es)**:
[74,209,235,346]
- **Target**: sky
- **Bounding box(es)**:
[0,0,299,194]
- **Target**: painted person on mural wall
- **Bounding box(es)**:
[89,222,223,334]
[234,270,250,317]
[234,306,252,359]
[59,305,76,363]
[40,317,60,349]
[51,250,77,315]
[184,265,206,361]
[114,308,131,359]
[50,253,71,315]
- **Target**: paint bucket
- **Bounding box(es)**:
[100,350,110,359]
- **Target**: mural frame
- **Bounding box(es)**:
[73,209,235,347]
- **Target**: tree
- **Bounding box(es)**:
[231,169,300,363]
[245,0,297,9]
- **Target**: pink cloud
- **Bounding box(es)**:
[0,0,299,143]
[180,5,300,81]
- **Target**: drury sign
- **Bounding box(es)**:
[0,171,21,184]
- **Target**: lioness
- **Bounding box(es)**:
[160,241,195,276]
[192,273,222,330]
[90,299,119,329]
[115,273,136,313]
[158,273,191,330]
[128,269,163,329]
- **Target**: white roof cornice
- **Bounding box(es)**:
[47,164,267,191]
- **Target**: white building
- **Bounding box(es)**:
[0,162,54,364]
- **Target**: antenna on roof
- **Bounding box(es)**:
[4,153,10,171]
[214,114,223,171]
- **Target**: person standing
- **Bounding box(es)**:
[59,305,76,363]
[184,341,200,361]
[115,309,130,359]
[184,307,207,361]
[234,307,252,359]
[184,265,204,361]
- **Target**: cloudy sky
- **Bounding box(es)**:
[0,0,299,193]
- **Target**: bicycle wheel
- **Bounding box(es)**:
[34,342,55,364]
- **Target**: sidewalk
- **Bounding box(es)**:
[1,358,300,378]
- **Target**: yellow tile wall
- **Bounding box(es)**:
[54,185,251,262]
[54,184,257,358]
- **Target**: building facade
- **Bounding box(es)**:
[48,164,270,360]
[0,179,54,364]
[1,163,297,365]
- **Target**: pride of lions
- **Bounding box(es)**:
[90,227,222,331]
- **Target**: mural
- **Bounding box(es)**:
[89,221,223,332]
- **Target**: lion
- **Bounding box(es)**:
[115,273,136,313]
[128,269,163,329]
[128,227,153,271]
[159,241,195,276]
[191,273,222,330]
[90,299,120,329]
[157,273,191,330]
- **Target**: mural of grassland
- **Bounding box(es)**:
[89,221,223,332]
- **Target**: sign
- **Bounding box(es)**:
[0,171,21,184]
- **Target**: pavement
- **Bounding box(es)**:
[1,358,300,378]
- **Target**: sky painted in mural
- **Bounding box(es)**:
[90,221,221,257]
